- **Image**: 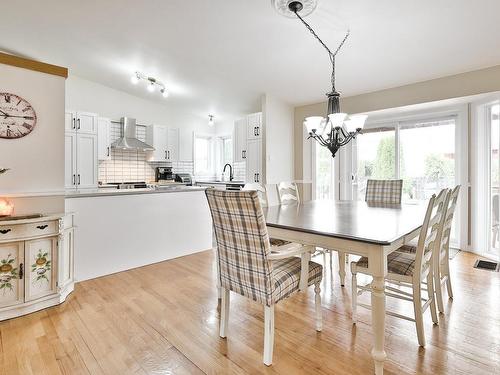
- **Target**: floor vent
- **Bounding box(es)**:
[473,259,499,272]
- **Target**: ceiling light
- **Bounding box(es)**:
[130,71,169,98]
[274,0,367,159]
[208,115,215,127]
[130,72,140,84]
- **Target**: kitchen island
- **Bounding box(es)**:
[65,187,212,281]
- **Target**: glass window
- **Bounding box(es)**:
[399,119,455,202]
[222,137,232,165]
[194,136,211,176]
[490,104,500,254]
[315,143,334,199]
[356,128,396,200]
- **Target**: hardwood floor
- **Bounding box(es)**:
[0,250,498,375]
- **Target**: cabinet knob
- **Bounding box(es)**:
[0,229,11,235]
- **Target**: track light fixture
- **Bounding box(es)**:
[130,72,168,98]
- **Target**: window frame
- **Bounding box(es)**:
[193,132,214,178]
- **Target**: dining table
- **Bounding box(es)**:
[264,199,427,375]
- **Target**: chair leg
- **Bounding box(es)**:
[338,251,346,287]
[263,305,275,366]
[427,272,439,325]
[322,250,327,273]
[314,283,322,332]
[329,249,333,275]
[412,280,426,347]
[351,270,358,324]
[444,258,454,299]
[434,260,445,314]
[220,288,230,338]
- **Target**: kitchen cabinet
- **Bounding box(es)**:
[247,112,262,140]
[146,125,180,162]
[65,111,98,190]
[97,117,111,161]
[167,128,179,161]
[0,214,75,320]
[246,139,262,183]
[233,118,247,162]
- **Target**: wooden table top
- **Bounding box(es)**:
[264,200,427,245]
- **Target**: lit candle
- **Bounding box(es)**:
[0,198,14,217]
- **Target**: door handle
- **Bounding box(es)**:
[77,174,81,185]
[19,263,23,280]
[107,147,110,157]
[72,174,76,185]
[256,127,259,136]
[0,229,11,235]
[256,173,259,182]
[72,118,76,129]
[167,150,170,159]
[77,118,81,130]
[165,150,167,159]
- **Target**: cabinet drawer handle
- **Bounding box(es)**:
[0,229,11,235]
[77,118,81,130]
[72,174,76,185]
[19,263,23,280]
[107,147,110,157]
[78,174,81,185]
[72,118,76,129]
[36,225,48,230]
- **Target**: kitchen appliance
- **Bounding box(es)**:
[175,173,192,186]
[156,166,173,182]
[111,117,155,151]
[107,181,148,189]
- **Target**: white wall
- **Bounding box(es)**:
[262,94,294,184]
[66,75,236,162]
[0,64,65,195]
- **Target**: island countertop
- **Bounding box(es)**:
[65,185,206,198]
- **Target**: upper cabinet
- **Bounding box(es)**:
[65,110,98,190]
[233,118,247,162]
[146,125,179,162]
[247,112,262,140]
[97,117,111,161]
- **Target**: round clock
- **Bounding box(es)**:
[0,93,37,139]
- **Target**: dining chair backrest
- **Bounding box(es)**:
[440,185,460,258]
[365,179,403,204]
[205,189,274,306]
[277,182,300,205]
[414,189,448,281]
[242,183,268,207]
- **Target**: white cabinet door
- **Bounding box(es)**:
[24,237,57,302]
[97,117,111,161]
[167,128,179,161]
[179,129,193,162]
[247,112,262,140]
[65,111,76,132]
[59,228,74,290]
[246,139,262,183]
[0,242,24,308]
[77,133,98,189]
[65,132,77,189]
[233,119,247,162]
[146,125,168,161]
[76,112,98,135]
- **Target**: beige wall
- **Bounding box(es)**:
[294,64,500,184]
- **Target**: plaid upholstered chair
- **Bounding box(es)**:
[206,189,323,366]
[365,179,403,204]
[351,189,448,347]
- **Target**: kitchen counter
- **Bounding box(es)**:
[65,187,212,281]
[196,180,245,186]
[65,185,205,198]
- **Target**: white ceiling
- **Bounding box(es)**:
[1,0,500,119]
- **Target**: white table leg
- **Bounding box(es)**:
[299,248,312,291]
[371,275,387,375]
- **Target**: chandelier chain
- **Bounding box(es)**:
[294,11,349,92]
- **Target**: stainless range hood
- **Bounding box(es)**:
[111,117,155,151]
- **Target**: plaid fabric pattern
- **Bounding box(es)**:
[365,179,403,204]
[269,238,291,247]
[272,258,322,302]
[206,189,322,306]
[354,251,418,276]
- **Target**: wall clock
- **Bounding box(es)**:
[0,92,37,139]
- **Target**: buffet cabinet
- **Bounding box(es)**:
[0,213,75,320]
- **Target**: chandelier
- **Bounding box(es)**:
[273,0,367,158]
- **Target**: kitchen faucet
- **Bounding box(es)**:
[222,163,234,181]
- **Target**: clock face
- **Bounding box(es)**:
[0,93,37,139]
